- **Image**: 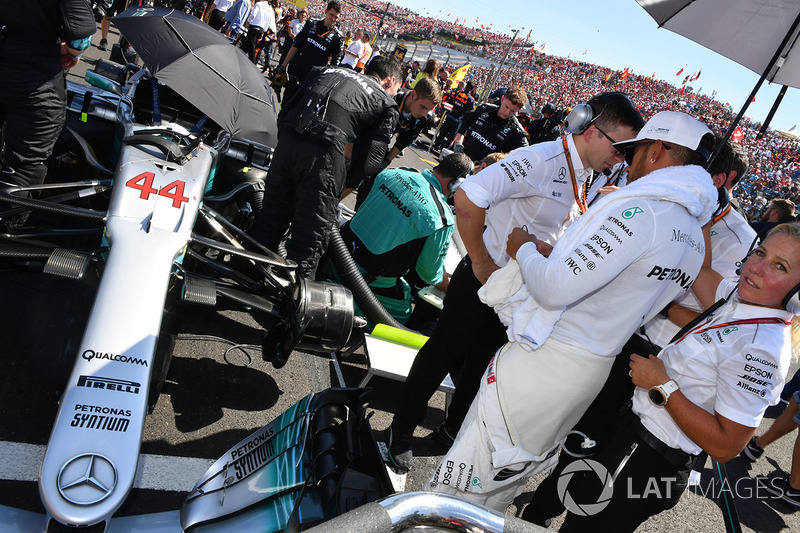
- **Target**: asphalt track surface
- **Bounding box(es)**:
[1,21,799,533]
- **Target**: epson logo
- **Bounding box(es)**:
[77,375,141,395]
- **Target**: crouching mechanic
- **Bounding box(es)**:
[252,56,401,279]
[339,153,474,323]
[425,111,718,511]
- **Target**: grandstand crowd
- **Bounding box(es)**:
[291,0,799,219]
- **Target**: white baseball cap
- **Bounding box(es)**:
[613,111,713,161]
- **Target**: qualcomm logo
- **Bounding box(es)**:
[57,454,117,506]
[556,458,614,516]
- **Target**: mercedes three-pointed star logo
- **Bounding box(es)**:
[57,453,117,506]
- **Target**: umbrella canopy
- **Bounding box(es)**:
[113,7,278,148]
[637,0,800,87]
[636,0,800,159]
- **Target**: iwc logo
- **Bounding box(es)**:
[57,453,117,506]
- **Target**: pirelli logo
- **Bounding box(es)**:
[77,375,141,395]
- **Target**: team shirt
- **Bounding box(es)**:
[634,279,793,455]
[515,181,707,357]
[643,207,757,346]
[459,135,590,267]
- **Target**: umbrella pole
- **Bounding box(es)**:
[756,85,789,139]
[708,11,800,168]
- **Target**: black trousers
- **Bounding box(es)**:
[241,25,264,64]
[522,333,660,526]
[252,130,346,279]
[558,413,690,532]
[433,115,460,150]
[0,43,66,188]
[390,255,508,437]
[208,8,227,31]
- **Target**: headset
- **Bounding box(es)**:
[735,233,800,313]
[563,92,634,134]
[447,160,475,196]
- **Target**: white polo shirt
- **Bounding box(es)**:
[341,39,364,67]
[643,207,757,347]
[247,1,277,32]
[633,279,793,455]
[459,134,590,268]
[214,0,235,11]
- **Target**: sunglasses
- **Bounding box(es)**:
[621,140,673,165]
[593,124,622,158]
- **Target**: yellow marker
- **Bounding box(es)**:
[81,112,88,123]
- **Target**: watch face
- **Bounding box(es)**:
[649,387,666,406]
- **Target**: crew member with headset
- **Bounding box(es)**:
[451,85,530,162]
[522,137,758,527]
[0,0,95,202]
[385,92,644,472]
[558,221,799,531]
[338,153,474,323]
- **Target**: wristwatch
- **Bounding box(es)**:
[649,379,680,406]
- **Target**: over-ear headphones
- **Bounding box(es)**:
[782,283,800,314]
[448,160,475,195]
[736,234,800,313]
[564,92,634,134]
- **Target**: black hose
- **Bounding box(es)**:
[326,224,405,330]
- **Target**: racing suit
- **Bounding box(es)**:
[433,88,474,151]
[340,167,453,323]
[523,198,757,526]
[0,0,95,189]
[388,135,592,445]
[253,67,398,279]
[426,164,717,511]
[456,103,529,162]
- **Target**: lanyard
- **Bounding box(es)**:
[562,135,587,214]
[712,204,732,225]
[674,316,791,344]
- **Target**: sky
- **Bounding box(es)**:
[389,0,800,132]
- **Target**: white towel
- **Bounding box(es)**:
[480,164,717,350]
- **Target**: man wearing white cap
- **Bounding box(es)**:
[425,111,719,511]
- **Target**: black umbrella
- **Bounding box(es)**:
[113,7,278,148]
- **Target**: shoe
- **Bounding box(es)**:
[99,38,108,51]
[433,422,457,448]
[741,436,764,462]
[764,475,800,507]
[387,426,413,473]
